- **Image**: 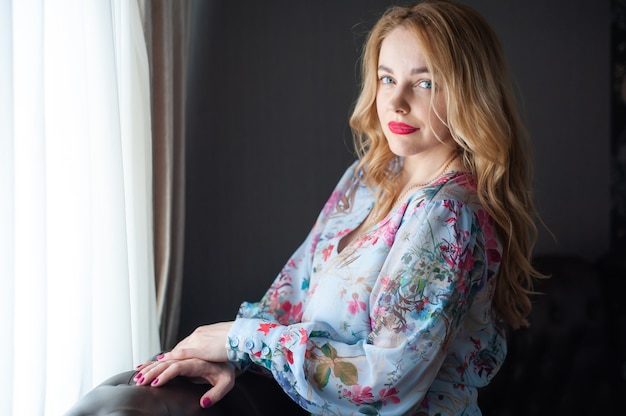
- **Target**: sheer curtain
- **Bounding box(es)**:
[0,1,161,415]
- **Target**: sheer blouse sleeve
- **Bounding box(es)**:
[234,161,361,325]
[227,183,497,414]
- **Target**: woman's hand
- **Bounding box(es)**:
[159,321,234,363]
[135,358,235,408]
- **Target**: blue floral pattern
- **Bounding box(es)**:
[227,160,506,415]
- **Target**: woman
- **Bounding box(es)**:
[135,1,543,414]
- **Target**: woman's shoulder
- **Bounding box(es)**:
[424,171,480,207]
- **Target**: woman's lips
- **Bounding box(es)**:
[388,121,418,135]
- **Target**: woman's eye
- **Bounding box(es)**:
[417,80,433,89]
[379,76,394,84]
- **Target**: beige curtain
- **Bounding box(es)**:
[140,0,192,350]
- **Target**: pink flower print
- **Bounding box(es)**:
[298,328,309,345]
[276,301,292,325]
[285,348,294,364]
[457,173,477,191]
[343,385,374,405]
[370,306,386,332]
[456,360,468,378]
[455,275,469,301]
[379,387,401,405]
[471,337,482,349]
[348,293,367,315]
[379,276,390,287]
[290,302,303,322]
[477,209,500,256]
[336,228,351,238]
[376,220,396,247]
[279,332,293,345]
[322,190,342,216]
[257,322,278,336]
[310,233,321,255]
[371,305,386,318]
[476,209,493,235]
[458,251,475,272]
[282,301,292,315]
[322,244,334,261]
[268,291,281,311]
[441,239,464,269]
[487,248,502,263]
[276,300,302,325]
[414,298,429,314]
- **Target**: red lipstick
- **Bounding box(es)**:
[388,121,418,135]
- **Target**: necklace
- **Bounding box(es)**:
[393,153,459,208]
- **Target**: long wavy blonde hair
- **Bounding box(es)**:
[349,0,544,329]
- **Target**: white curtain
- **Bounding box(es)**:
[0,1,161,415]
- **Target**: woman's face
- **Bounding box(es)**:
[376,27,453,162]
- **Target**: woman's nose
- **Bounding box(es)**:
[388,89,409,114]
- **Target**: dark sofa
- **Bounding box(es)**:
[478,253,625,415]
[65,254,625,415]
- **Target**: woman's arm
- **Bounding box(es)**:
[226,199,494,414]
[235,161,361,326]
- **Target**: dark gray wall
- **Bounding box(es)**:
[460,0,611,259]
[179,0,611,341]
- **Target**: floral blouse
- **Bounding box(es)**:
[226,160,506,415]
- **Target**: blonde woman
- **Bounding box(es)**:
[112,1,543,415]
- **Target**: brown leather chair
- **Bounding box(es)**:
[65,368,310,415]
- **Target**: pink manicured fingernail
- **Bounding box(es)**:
[134,373,143,380]
[151,378,159,386]
[135,364,142,370]
[202,397,213,408]
[136,376,144,385]
[156,354,165,360]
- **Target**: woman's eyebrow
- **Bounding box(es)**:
[377,65,429,75]
[410,66,429,75]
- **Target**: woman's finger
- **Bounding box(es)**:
[199,364,236,408]
[134,360,169,385]
[143,360,187,386]
[134,359,157,373]
[141,358,235,397]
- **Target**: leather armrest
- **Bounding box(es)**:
[65,369,308,415]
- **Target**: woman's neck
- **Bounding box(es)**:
[399,149,461,190]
